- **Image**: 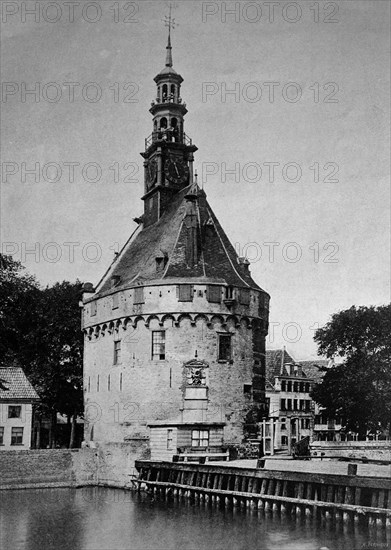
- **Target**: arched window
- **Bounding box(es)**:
[170,117,177,128]
[160,117,167,129]
[170,84,176,100]
[162,84,168,101]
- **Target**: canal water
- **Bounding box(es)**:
[0,487,389,550]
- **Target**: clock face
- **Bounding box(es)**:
[164,158,189,185]
[147,158,157,187]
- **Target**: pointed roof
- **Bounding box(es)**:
[265,349,296,383]
[94,185,267,297]
[155,22,182,81]
[0,367,39,402]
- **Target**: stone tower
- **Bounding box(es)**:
[82,31,270,459]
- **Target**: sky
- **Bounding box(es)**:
[1,0,390,360]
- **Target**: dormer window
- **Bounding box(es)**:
[156,253,168,272]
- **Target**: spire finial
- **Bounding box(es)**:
[163,4,177,67]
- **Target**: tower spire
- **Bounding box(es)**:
[164,4,176,67]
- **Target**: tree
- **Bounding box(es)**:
[23,281,84,448]
[312,305,391,438]
[0,255,40,364]
[0,255,84,447]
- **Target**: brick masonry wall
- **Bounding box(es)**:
[84,315,262,445]
[0,441,149,490]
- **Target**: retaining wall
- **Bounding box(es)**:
[0,439,149,490]
[310,441,391,461]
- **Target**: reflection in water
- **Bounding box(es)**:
[0,488,390,550]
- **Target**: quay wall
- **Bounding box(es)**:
[310,441,391,461]
[0,440,149,490]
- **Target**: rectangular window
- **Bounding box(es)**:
[134,287,144,304]
[0,427,4,445]
[281,381,286,391]
[243,384,252,396]
[8,406,21,419]
[91,301,97,316]
[11,427,23,446]
[207,285,221,303]
[191,429,209,448]
[218,334,232,361]
[114,340,121,365]
[280,398,286,411]
[281,435,288,446]
[178,284,193,302]
[152,331,165,360]
[225,286,234,300]
[112,293,119,309]
[167,429,173,450]
[281,418,286,430]
[239,288,250,305]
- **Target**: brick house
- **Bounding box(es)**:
[0,367,39,450]
[265,349,314,453]
[265,349,342,452]
[82,32,270,460]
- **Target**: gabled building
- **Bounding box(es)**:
[265,350,343,452]
[82,31,270,460]
[0,367,39,450]
[265,349,314,453]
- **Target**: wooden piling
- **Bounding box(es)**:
[134,459,391,529]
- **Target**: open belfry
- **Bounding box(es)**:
[82,21,270,460]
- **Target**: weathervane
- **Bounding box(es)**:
[163,3,178,37]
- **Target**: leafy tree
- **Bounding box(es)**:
[312,304,391,438]
[0,255,40,364]
[25,281,84,448]
[0,255,84,447]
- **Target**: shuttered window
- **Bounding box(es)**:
[178,284,193,302]
[133,287,144,304]
[239,288,250,305]
[207,285,221,303]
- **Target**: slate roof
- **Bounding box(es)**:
[265,349,296,383]
[0,367,39,401]
[95,185,267,297]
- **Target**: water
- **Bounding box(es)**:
[0,487,390,550]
